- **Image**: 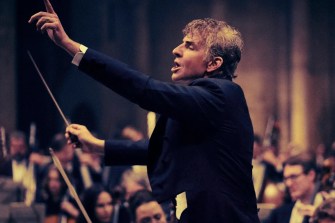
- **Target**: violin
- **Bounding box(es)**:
[24,122,39,206]
[43,191,76,223]
[43,215,76,223]
[0,126,8,161]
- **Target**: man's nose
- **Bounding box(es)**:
[172,44,182,57]
[285,179,293,187]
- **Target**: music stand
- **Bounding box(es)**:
[0,177,24,204]
[9,202,45,223]
[0,205,10,223]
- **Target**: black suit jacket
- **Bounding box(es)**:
[0,159,13,177]
[0,158,38,178]
[78,49,260,222]
[0,158,40,202]
[262,203,294,223]
[262,202,311,223]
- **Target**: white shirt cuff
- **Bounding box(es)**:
[71,44,88,66]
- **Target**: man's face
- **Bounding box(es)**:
[283,164,315,201]
[10,138,27,160]
[136,201,167,223]
[55,144,74,165]
[171,34,208,83]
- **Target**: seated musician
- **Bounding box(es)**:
[37,164,78,223]
[78,184,131,223]
[263,153,320,223]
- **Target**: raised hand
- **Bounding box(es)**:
[65,124,105,155]
[28,0,80,56]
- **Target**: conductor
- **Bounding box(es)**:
[29,0,260,222]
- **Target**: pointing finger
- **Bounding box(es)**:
[43,0,55,13]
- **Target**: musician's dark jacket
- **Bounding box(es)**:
[77,48,260,222]
[0,158,15,177]
[262,202,310,223]
[0,155,37,178]
[0,157,40,195]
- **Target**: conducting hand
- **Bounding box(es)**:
[28,0,80,56]
[65,124,105,156]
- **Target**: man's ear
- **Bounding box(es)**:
[307,170,316,182]
[206,57,223,73]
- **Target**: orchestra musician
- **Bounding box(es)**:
[45,132,101,196]
[0,130,40,203]
[37,164,78,223]
[263,153,321,223]
[78,184,131,223]
[128,189,168,223]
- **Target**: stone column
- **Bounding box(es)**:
[134,0,151,134]
[290,0,310,149]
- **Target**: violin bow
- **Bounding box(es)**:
[49,148,92,223]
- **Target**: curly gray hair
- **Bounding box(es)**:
[183,18,243,80]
